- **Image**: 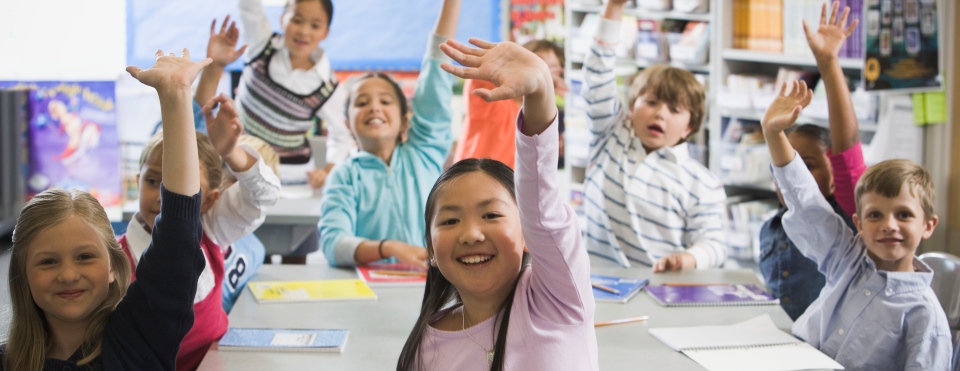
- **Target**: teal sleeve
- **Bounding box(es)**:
[319,163,363,266]
[406,33,454,172]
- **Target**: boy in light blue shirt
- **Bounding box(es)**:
[761,79,952,370]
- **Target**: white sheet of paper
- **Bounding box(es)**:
[270,332,318,347]
[649,315,798,351]
[683,342,844,371]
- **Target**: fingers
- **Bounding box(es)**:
[819,2,827,26]
[202,102,216,124]
[778,79,790,97]
[801,20,813,40]
[235,44,249,58]
[125,66,142,78]
[440,40,482,68]
[197,56,214,70]
[838,6,850,28]
[467,38,497,50]
[220,15,231,34]
[182,48,190,60]
[439,62,482,80]
[845,19,859,37]
[828,1,839,26]
[475,87,515,103]
[210,19,217,35]
[155,49,164,60]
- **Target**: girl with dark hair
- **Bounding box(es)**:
[397,37,598,371]
[319,0,460,269]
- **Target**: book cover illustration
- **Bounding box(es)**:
[591,274,649,303]
[219,328,349,353]
[0,81,121,207]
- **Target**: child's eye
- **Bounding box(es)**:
[311,23,321,30]
[380,98,393,106]
[146,178,159,186]
[39,259,56,266]
[867,211,881,218]
[78,253,95,261]
[482,213,502,220]
[646,100,658,106]
[897,211,913,219]
[438,218,459,226]
[669,106,680,114]
[354,99,368,107]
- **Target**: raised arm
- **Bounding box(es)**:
[804,1,860,152]
[581,0,631,134]
[441,38,592,322]
[203,94,281,246]
[196,16,247,108]
[238,0,274,59]
[803,1,866,216]
[405,0,459,166]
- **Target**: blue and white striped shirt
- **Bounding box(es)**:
[581,18,727,269]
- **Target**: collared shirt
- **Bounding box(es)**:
[758,197,853,320]
[319,34,453,266]
[238,0,356,165]
[773,154,953,371]
[581,18,727,269]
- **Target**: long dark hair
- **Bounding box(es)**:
[397,159,532,371]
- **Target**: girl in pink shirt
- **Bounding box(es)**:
[397,38,599,371]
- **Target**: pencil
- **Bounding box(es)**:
[591,283,621,295]
[594,316,649,327]
[371,270,427,277]
[661,282,724,287]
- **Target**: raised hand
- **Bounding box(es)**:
[207,15,248,67]
[127,49,212,92]
[203,94,243,158]
[439,38,552,103]
[762,80,813,135]
[803,1,858,63]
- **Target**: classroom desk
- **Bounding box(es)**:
[122,196,322,256]
[197,265,792,370]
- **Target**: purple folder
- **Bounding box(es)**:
[646,284,779,307]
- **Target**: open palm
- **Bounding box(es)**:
[208,16,247,67]
[803,1,858,61]
[439,38,550,102]
[126,49,211,91]
[762,80,812,134]
[204,94,243,157]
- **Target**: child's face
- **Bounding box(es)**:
[788,133,834,197]
[853,186,938,271]
[26,215,114,329]
[349,78,405,148]
[534,50,563,92]
[281,0,330,61]
[137,149,217,230]
[630,92,693,152]
[429,172,524,301]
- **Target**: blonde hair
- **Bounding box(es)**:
[855,159,935,220]
[6,189,131,371]
[627,64,706,142]
[140,131,223,191]
[237,135,279,176]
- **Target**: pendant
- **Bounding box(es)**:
[487,350,495,364]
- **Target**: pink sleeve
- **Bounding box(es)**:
[515,113,594,325]
[828,141,867,217]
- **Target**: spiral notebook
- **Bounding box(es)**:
[219,328,348,353]
[591,274,649,303]
[645,284,778,307]
[649,315,844,371]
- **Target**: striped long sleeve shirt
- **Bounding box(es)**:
[581,18,727,269]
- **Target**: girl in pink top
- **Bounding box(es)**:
[397,39,599,371]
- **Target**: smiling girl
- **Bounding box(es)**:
[396,38,598,371]
[318,0,460,269]
[2,49,208,371]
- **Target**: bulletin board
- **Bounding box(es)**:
[126,0,502,72]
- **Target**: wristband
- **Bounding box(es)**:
[378,240,387,260]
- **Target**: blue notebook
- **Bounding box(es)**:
[645,284,778,307]
[591,274,649,303]
[218,328,349,353]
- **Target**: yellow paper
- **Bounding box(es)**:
[924,91,947,125]
[912,93,926,125]
[247,279,377,303]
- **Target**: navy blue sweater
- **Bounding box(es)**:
[1,186,205,371]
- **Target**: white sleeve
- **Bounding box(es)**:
[317,85,357,165]
[238,0,275,61]
[201,145,281,248]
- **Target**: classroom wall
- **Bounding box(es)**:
[0,0,126,81]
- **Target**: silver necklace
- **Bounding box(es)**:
[461,306,494,365]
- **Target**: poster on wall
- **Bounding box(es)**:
[863,0,940,92]
[0,81,122,207]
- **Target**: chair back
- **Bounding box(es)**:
[919,252,960,329]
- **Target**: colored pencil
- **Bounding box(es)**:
[594,316,649,327]
[371,270,427,277]
[591,283,621,295]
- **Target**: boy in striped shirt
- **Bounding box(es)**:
[582,0,726,270]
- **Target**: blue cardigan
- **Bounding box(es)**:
[0,186,205,370]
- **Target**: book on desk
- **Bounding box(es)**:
[247,279,377,303]
[649,315,843,371]
[356,262,427,287]
[645,284,778,307]
[219,328,349,353]
[590,274,649,303]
